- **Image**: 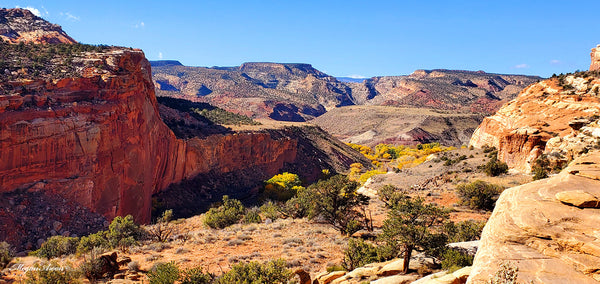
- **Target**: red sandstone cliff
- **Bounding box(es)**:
[0,48,303,225]
[469,71,600,172]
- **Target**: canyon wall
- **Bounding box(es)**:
[469,74,600,172]
[0,49,312,225]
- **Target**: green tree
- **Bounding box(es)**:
[307,175,370,235]
[106,215,146,248]
[483,157,508,177]
[379,194,449,274]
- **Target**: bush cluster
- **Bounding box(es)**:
[482,157,508,177]
[33,214,146,259]
[148,262,180,284]
[24,260,81,284]
[456,180,503,211]
[203,196,245,229]
[441,249,473,271]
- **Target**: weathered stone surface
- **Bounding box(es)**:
[315,270,346,284]
[591,44,600,71]
[467,152,600,283]
[448,241,479,256]
[555,190,600,208]
[371,274,418,284]
[470,70,600,172]
[377,258,405,276]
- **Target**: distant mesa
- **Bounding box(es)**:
[149,60,183,67]
[0,8,76,44]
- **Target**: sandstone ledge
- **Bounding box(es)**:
[467,151,600,283]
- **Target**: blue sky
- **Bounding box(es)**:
[4,1,600,78]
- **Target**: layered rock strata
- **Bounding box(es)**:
[467,151,600,283]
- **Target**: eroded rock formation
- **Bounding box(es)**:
[469,72,600,172]
[467,151,600,283]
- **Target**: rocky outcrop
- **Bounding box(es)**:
[0,45,369,250]
[469,72,600,172]
[591,45,600,71]
[467,151,600,283]
[0,8,76,44]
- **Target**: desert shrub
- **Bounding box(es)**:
[107,215,146,248]
[483,157,508,176]
[148,210,176,242]
[77,231,109,254]
[148,262,180,284]
[445,220,486,242]
[79,248,108,281]
[215,259,291,284]
[532,154,550,181]
[456,180,503,211]
[359,169,387,184]
[441,249,473,271]
[204,196,245,229]
[181,266,213,284]
[0,242,14,269]
[342,238,378,271]
[32,236,79,259]
[243,207,262,224]
[259,201,280,220]
[378,184,408,208]
[263,172,304,201]
[307,175,370,235]
[25,260,81,284]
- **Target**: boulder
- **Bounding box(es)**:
[467,152,600,283]
[555,190,600,208]
[314,271,345,284]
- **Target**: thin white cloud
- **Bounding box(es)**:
[59,12,80,21]
[158,52,163,59]
[514,63,529,69]
[135,21,145,28]
[550,59,561,64]
[16,6,41,16]
[346,74,367,79]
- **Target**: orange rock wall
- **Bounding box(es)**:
[469,78,600,172]
[0,49,297,223]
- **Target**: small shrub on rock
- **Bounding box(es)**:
[456,180,503,211]
[204,196,245,229]
[0,242,14,269]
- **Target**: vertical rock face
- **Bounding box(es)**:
[0,48,302,224]
[469,73,600,172]
[591,45,600,71]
